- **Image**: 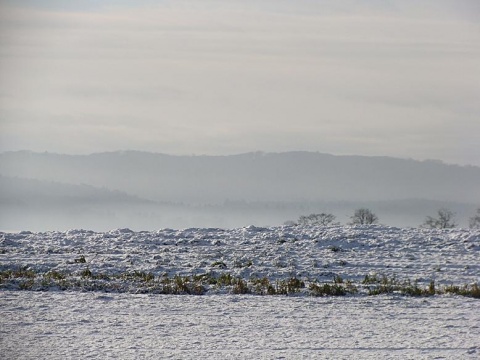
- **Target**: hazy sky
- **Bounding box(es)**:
[1,0,479,165]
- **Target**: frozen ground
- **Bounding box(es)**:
[1,225,479,358]
[1,225,479,287]
[1,291,479,359]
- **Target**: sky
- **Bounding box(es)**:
[0,0,479,166]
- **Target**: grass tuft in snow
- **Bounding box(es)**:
[274,277,305,295]
[444,283,480,298]
[1,268,479,298]
[309,283,346,296]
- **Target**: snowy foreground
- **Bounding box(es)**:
[1,291,479,359]
[1,225,480,358]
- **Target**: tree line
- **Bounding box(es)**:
[285,208,480,229]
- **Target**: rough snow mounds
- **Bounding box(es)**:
[1,225,479,289]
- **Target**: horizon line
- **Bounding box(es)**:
[1,149,478,168]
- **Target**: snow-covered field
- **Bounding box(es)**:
[1,225,479,358]
[1,291,479,359]
[2,225,479,288]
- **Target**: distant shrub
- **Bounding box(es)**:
[469,208,480,229]
[422,208,457,229]
[297,213,339,226]
[349,208,378,225]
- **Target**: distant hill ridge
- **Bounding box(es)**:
[0,175,149,205]
[1,150,479,204]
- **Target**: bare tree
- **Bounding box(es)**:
[469,208,480,229]
[349,208,378,225]
[297,213,339,226]
[423,208,457,229]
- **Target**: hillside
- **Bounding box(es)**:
[1,151,479,230]
[0,175,147,206]
[1,151,479,204]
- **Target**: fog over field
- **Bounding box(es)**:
[1,150,479,231]
[1,1,479,231]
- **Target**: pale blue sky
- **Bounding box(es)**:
[1,0,479,165]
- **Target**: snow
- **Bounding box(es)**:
[1,225,479,358]
[1,225,478,286]
[1,292,479,359]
